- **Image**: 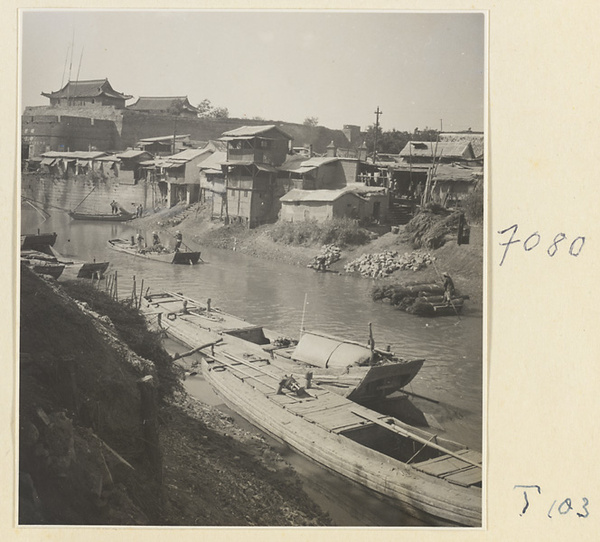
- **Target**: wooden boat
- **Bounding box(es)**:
[199,340,482,526]
[77,261,110,279]
[20,232,57,255]
[21,250,65,279]
[108,239,201,265]
[142,291,424,403]
[407,296,465,317]
[69,210,134,222]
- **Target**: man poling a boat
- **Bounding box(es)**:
[174,231,183,252]
[442,272,455,303]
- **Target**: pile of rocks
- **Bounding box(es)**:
[344,250,433,278]
[307,244,342,270]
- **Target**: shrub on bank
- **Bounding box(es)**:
[61,281,180,401]
[269,218,370,247]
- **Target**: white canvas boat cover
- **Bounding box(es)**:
[292,332,372,369]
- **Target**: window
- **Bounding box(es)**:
[243,190,248,198]
[260,139,271,149]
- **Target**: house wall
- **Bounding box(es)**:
[280,193,364,223]
[280,201,334,223]
[339,160,359,185]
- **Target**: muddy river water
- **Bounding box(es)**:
[22,208,484,526]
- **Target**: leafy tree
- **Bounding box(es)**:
[303,116,319,127]
[196,99,229,119]
[166,99,186,115]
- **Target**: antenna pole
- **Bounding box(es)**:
[373,106,382,163]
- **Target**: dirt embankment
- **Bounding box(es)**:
[137,203,484,309]
[19,267,330,526]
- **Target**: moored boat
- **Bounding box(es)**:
[20,232,58,255]
[21,250,65,279]
[199,341,482,526]
[69,210,134,222]
[108,238,201,265]
[142,291,424,402]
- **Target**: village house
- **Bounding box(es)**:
[219,125,292,228]
[41,79,132,108]
[115,150,154,184]
[149,148,212,207]
[136,134,192,156]
[197,141,228,219]
[399,140,476,164]
[279,185,389,224]
[127,96,200,117]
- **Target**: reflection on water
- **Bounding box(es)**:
[22,207,484,525]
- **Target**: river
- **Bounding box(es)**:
[21,206,484,526]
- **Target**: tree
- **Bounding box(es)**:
[166,99,186,116]
[196,99,229,119]
[303,116,319,127]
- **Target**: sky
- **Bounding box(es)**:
[20,10,485,133]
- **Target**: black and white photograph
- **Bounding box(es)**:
[18,10,485,527]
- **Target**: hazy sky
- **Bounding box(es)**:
[21,10,485,132]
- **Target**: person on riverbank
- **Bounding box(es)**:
[152,232,161,246]
[174,231,183,252]
[442,272,455,302]
[136,233,144,251]
[136,203,143,218]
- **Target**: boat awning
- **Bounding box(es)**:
[292,332,372,369]
[40,158,56,166]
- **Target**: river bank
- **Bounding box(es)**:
[19,266,330,525]
[135,202,484,310]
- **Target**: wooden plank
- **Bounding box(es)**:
[443,467,482,487]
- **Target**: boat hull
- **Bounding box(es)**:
[200,354,482,527]
[69,211,134,222]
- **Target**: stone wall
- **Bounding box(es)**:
[21,173,157,215]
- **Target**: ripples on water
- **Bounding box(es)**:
[22,208,483,450]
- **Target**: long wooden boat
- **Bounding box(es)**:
[108,239,201,265]
[69,210,134,222]
[142,291,424,403]
[199,341,482,526]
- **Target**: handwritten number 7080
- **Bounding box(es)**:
[498,224,585,266]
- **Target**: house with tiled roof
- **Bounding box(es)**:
[127,96,200,117]
[41,79,132,108]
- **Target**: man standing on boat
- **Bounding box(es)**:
[110,200,117,214]
[174,231,183,252]
[442,272,456,303]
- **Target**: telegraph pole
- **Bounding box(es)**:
[373,106,382,163]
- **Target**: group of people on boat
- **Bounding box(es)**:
[132,230,184,254]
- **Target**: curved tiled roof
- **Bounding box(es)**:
[41,78,132,100]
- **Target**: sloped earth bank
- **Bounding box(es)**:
[19,266,330,525]
[139,204,484,311]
